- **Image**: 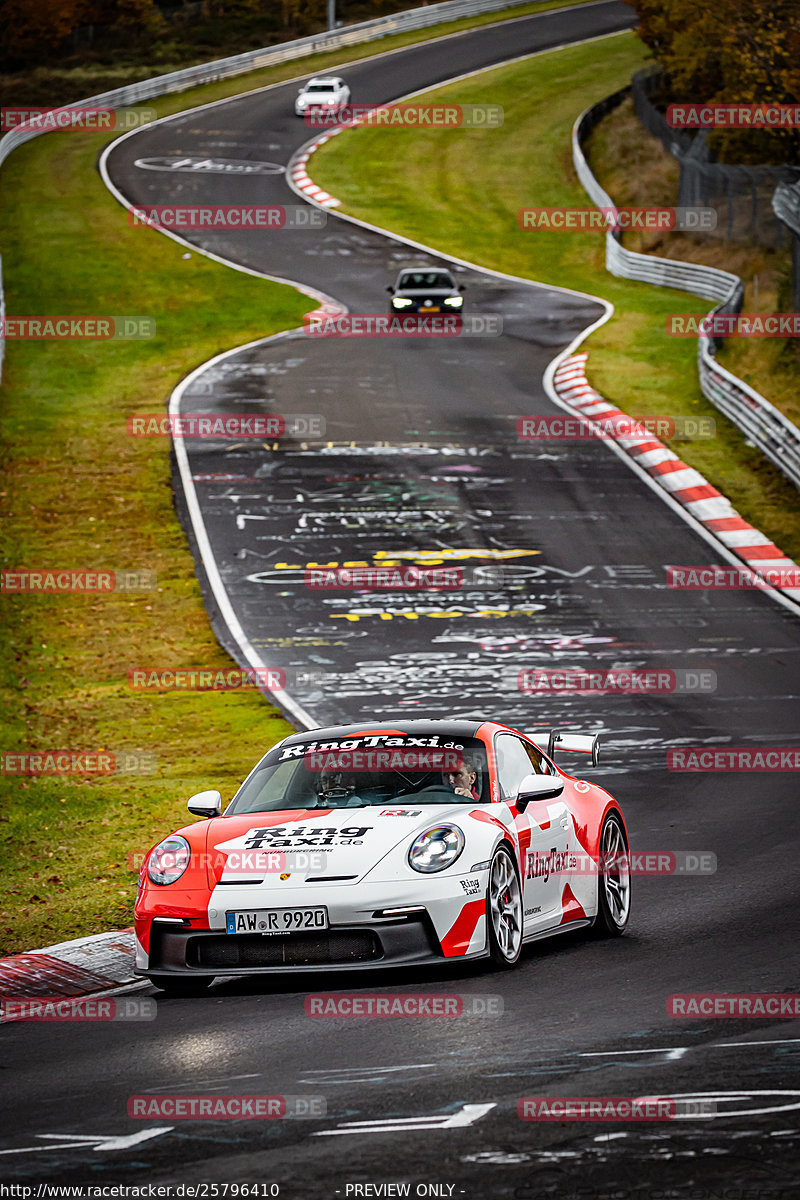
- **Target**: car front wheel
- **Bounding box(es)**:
[592,812,631,936]
[486,845,523,967]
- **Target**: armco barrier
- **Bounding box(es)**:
[573,91,800,492]
[772,180,800,312]
[0,0,537,172]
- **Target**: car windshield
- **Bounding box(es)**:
[226,736,489,815]
[398,272,455,290]
[307,83,337,92]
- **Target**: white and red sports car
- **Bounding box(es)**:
[135,719,630,992]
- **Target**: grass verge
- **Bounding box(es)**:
[310,31,800,561]
[0,124,309,956]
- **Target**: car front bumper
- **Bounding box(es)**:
[139,912,453,978]
[136,873,489,977]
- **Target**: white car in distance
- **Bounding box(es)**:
[295,77,351,117]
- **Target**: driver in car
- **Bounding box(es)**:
[317,768,357,801]
[442,752,480,799]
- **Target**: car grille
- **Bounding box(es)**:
[189,929,381,969]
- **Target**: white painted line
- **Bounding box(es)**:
[313,1102,496,1135]
[0,1129,172,1156]
[579,1037,800,1057]
[168,344,318,730]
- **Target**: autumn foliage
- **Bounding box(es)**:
[625,0,800,163]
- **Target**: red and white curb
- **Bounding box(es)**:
[289,131,349,320]
[554,353,800,603]
[0,929,137,1000]
[289,127,346,208]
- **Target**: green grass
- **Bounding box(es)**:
[0,123,308,955]
[311,30,800,561]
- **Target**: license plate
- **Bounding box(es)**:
[420,305,439,312]
[225,907,328,936]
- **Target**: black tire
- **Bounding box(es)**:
[486,844,524,968]
[149,975,214,996]
[592,812,631,937]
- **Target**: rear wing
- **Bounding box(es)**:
[529,730,600,766]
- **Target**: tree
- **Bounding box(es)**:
[626,0,800,162]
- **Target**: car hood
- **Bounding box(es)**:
[203,804,477,886]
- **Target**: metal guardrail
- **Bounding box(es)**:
[773,180,800,237]
[573,92,800,492]
[631,69,799,248]
[0,0,536,171]
[772,180,800,311]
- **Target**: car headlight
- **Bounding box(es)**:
[297,97,307,106]
[443,296,463,307]
[391,297,413,308]
[147,835,191,885]
[408,824,465,873]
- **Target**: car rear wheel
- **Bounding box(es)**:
[150,975,214,996]
[592,813,631,937]
[486,845,523,967]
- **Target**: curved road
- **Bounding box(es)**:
[4,4,800,1197]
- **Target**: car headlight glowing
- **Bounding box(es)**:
[443,296,463,307]
[147,835,191,885]
[391,297,413,308]
[408,824,465,873]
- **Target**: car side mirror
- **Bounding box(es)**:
[187,789,222,818]
[459,284,466,292]
[387,286,394,293]
[515,773,565,811]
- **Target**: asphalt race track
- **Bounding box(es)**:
[3,2,800,1197]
